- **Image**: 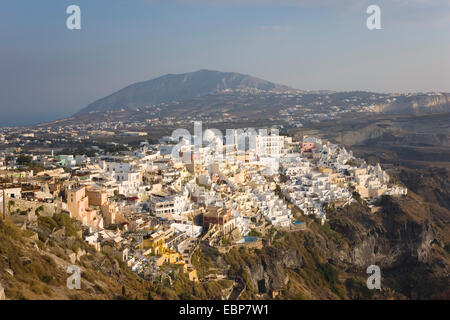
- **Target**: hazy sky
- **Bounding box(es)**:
[1,0,449,126]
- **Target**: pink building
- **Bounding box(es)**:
[301,142,316,153]
[67,186,103,228]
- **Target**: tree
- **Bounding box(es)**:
[352,191,361,201]
[16,155,32,166]
[8,200,15,213]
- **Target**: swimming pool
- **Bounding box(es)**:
[243,236,258,243]
[236,236,259,244]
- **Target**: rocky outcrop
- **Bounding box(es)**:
[243,248,303,294]
[335,124,385,146]
[380,93,450,115]
[335,214,438,269]
[224,195,449,299]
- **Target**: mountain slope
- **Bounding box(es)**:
[0,213,233,300]
[0,216,153,300]
[76,70,292,115]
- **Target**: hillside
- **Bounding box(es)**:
[0,216,152,300]
[0,213,233,300]
[76,70,292,115]
[187,193,449,300]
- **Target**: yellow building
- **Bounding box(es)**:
[184,264,199,282]
[156,250,184,266]
[139,227,199,282]
[354,168,367,176]
[318,166,333,174]
[141,228,174,255]
[86,188,108,207]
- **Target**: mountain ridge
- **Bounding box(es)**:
[75,69,450,117]
[76,70,294,115]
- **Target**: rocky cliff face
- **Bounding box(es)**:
[242,247,303,294]
[331,196,448,299]
[335,124,386,146]
[218,194,449,300]
[331,197,437,266]
[379,93,450,115]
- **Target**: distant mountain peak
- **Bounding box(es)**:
[76,70,292,115]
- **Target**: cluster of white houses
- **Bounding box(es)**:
[279,136,406,223]
[0,131,406,280]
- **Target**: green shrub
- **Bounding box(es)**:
[5,287,27,300]
[53,212,78,237]
[35,205,44,215]
[218,279,233,289]
[37,216,58,232]
[317,263,338,286]
[94,284,107,294]
[41,274,53,284]
[43,286,53,297]
[248,229,261,237]
[191,249,214,277]
[82,270,97,283]
[8,200,15,212]
[31,283,44,295]
[317,263,345,298]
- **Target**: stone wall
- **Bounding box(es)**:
[217,238,263,254]
[3,198,58,217]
